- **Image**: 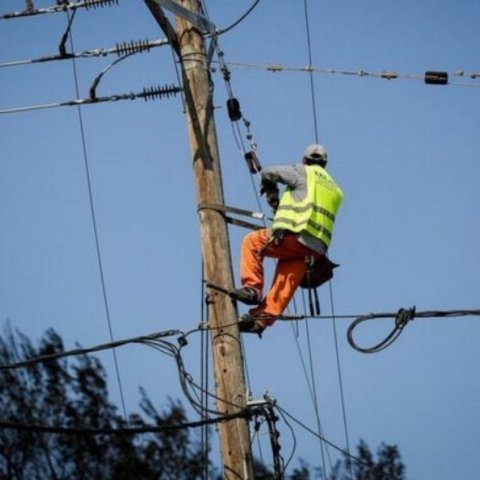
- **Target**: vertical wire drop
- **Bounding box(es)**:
[66,12,128,421]
[303,0,319,143]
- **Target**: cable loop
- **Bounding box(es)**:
[347,306,417,354]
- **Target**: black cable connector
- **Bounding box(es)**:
[425,71,448,85]
[244,150,262,173]
[227,97,242,121]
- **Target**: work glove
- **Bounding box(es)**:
[260,179,279,212]
[265,190,279,212]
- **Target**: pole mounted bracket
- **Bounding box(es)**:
[144,0,217,65]
[153,0,215,33]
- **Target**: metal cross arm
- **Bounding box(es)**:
[153,0,215,33]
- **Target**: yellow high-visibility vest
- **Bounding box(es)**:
[272,165,344,248]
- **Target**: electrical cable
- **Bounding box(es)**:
[274,404,297,472]
[0,329,182,371]
[327,281,354,480]
[200,261,210,480]
[64,11,128,422]
[0,410,250,435]
[214,0,261,37]
[200,1,266,218]
[0,0,119,20]
[303,0,319,143]
[0,84,182,114]
[219,61,480,87]
[288,315,330,475]
[0,38,169,69]
[275,405,368,467]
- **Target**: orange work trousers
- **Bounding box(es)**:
[240,229,319,325]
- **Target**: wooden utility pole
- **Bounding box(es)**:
[145,1,254,478]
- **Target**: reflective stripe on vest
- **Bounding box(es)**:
[272,165,343,247]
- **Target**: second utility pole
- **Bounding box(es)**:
[174,1,254,478]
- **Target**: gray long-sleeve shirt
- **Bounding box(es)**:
[261,163,328,254]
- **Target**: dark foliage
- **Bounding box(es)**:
[0,324,215,480]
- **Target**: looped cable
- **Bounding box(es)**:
[347,306,416,354]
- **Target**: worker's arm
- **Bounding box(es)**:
[261,164,303,189]
[260,164,306,211]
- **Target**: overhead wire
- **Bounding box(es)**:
[214,0,261,37]
[0,0,119,20]
[219,61,480,87]
[275,405,367,467]
[289,2,345,476]
[303,0,319,143]
[328,281,353,479]
[64,9,128,422]
[0,38,169,69]
[0,329,182,371]
[0,410,250,436]
[201,1,265,217]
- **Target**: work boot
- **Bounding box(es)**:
[229,286,261,305]
[238,314,266,337]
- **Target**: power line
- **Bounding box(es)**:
[0,38,169,69]
[0,0,118,20]
[0,410,250,435]
[0,329,182,371]
[346,307,480,354]
[214,0,261,37]
[65,11,128,421]
[275,405,368,467]
[217,61,480,87]
[0,84,182,114]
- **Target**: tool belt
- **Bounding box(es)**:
[300,254,338,289]
[300,254,339,316]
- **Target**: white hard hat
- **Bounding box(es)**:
[304,144,328,163]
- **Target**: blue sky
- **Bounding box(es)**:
[1,1,479,478]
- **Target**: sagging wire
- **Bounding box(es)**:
[0,329,182,371]
[0,0,119,20]
[140,332,247,418]
[64,7,129,422]
[213,0,261,37]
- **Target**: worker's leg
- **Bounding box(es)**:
[240,229,272,297]
[249,233,318,325]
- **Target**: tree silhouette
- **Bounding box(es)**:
[0,324,214,480]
